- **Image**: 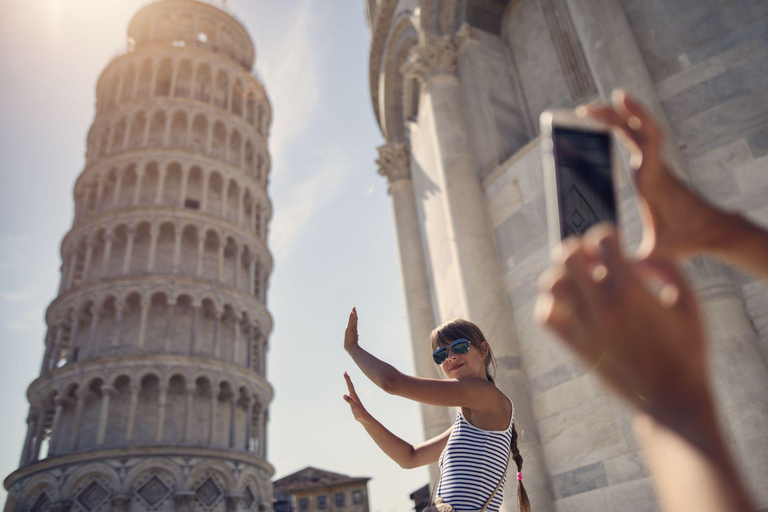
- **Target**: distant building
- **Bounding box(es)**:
[273,468,371,512]
[409,484,429,512]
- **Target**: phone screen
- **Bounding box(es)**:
[552,126,616,239]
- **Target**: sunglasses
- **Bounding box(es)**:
[433,338,471,365]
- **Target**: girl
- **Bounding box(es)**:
[342,307,531,512]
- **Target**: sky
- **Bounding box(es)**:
[0,1,430,511]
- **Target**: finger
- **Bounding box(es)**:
[634,257,698,314]
[560,237,602,319]
[344,372,360,400]
[535,267,589,343]
[582,104,642,154]
[584,224,628,289]
[612,90,662,148]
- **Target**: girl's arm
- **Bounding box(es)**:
[343,372,451,469]
[343,308,504,411]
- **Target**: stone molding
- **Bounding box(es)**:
[376,143,411,185]
[368,0,401,127]
[402,34,458,82]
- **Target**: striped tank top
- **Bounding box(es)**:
[437,404,514,512]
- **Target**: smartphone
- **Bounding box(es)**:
[541,109,618,255]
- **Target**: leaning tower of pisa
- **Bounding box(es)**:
[4,1,274,510]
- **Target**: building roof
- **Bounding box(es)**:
[273,467,371,494]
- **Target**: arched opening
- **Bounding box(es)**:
[195,63,212,102]
[192,377,211,445]
[134,374,160,445]
[155,58,173,96]
[108,225,129,277]
[154,222,176,275]
[106,375,132,446]
[169,110,188,148]
[207,172,224,215]
[128,111,147,149]
[121,292,142,350]
[146,293,169,352]
[226,180,239,223]
[171,295,194,354]
[163,375,187,442]
[245,141,255,178]
[179,225,198,275]
[203,230,220,283]
[191,114,208,153]
[175,60,193,98]
[163,162,183,206]
[111,116,128,153]
[212,121,226,159]
[140,162,160,206]
[119,164,138,209]
[120,64,136,103]
[130,222,152,275]
[232,78,245,116]
[214,70,229,109]
[148,110,167,146]
[197,299,217,357]
[223,237,237,287]
[185,166,203,209]
[229,130,242,167]
[247,90,257,125]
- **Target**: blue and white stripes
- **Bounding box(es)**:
[437,407,514,512]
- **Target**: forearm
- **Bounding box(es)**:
[357,414,418,469]
[708,210,768,281]
[346,344,403,393]
[635,408,755,512]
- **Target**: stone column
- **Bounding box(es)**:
[94,179,105,214]
[257,407,266,458]
[146,225,159,272]
[138,301,150,350]
[234,246,241,289]
[213,311,222,358]
[229,393,237,448]
[249,258,256,296]
[232,318,241,364]
[218,244,225,282]
[39,330,52,376]
[71,390,87,450]
[122,228,136,275]
[20,411,38,465]
[81,239,94,283]
[184,384,196,443]
[246,325,253,370]
[30,407,47,462]
[97,385,116,446]
[156,383,168,443]
[85,311,101,359]
[564,2,768,506]
[48,397,68,456]
[189,303,199,355]
[155,167,167,205]
[163,300,176,352]
[100,233,114,276]
[173,229,183,274]
[65,316,81,362]
[112,172,124,207]
[201,171,210,211]
[111,305,123,348]
[403,34,553,510]
[111,496,131,512]
[50,324,65,370]
[133,169,145,206]
[125,384,141,442]
[209,388,219,445]
[179,168,189,207]
[376,143,454,464]
[196,237,205,277]
[244,397,254,451]
[226,495,242,512]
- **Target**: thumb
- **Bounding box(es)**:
[634,256,697,311]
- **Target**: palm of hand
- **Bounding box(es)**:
[344,307,359,351]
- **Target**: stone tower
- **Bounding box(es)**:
[4,1,274,510]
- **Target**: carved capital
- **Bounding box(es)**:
[402,34,457,82]
[455,22,479,51]
[376,143,411,184]
[101,385,118,397]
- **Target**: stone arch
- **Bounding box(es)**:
[178,223,199,276]
[229,128,243,167]
[223,236,238,287]
[232,77,245,116]
[21,473,60,508]
[146,290,170,353]
[191,113,208,153]
[140,161,160,205]
[237,467,270,510]
[225,179,239,223]
[245,139,255,177]
[123,458,184,506]
[134,372,162,445]
[382,13,420,142]
[212,120,227,159]
[186,461,234,506]
[78,377,106,451]
[202,229,222,282]
[191,374,213,444]
[62,463,121,505]
[208,170,224,214]
[148,109,167,146]
[163,373,188,443]
[185,165,204,209]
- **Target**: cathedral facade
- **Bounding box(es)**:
[366,1,768,511]
[4,1,274,510]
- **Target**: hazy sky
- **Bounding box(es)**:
[0,1,429,510]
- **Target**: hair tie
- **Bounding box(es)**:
[517,472,523,482]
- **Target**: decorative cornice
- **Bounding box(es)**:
[455,22,479,52]
[376,143,411,186]
[402,34,457,82]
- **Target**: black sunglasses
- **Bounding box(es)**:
[433,338,471,365]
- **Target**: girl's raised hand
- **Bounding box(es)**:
[344,307,359,352]
[343,372,371,424]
